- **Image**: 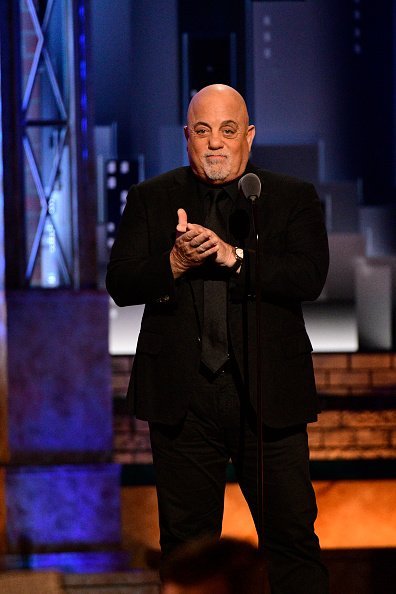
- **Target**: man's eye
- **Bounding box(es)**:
[195,128,209,136]
[223,128,237,137]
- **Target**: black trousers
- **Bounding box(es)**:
[149,367,329,594]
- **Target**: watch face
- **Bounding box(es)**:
[236,248,244,260]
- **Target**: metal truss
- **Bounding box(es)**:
[21,0,72,285]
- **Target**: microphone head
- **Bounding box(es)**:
[238,173,261,202]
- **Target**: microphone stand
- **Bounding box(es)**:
[250,196,265,553]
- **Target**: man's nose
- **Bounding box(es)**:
[208,131,224,149]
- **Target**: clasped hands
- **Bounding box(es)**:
[170,208,235,279]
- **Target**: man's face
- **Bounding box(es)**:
[184,89,255,185]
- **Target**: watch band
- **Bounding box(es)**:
[230,246,244,272]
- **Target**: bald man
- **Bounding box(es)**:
[107,85,330,594]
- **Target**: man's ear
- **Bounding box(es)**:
[246,125,256,151]
[183,125,189,141]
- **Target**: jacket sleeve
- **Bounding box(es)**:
[231,182,329,303]
[106,185,176,307]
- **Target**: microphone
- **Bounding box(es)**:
[238,173,261,202]
[238,172,263,547]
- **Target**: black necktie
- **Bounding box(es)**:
[201,189,229,374]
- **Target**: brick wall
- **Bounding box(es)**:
[112,353,396,465]
[310,353,396,460]
[313,353,396,396]
[112,356,153,464]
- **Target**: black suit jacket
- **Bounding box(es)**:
[106,163,329,427]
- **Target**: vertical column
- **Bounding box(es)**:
[4,290,121,558]
[0,0,123,566]
[0,0,12,556]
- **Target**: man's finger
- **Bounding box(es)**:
[182,230,212,243]
[176,208,188,234]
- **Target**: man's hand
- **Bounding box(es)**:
[170,209,236,279]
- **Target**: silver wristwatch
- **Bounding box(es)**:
[231,246,244,272]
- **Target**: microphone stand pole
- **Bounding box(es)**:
[251,196,265,553]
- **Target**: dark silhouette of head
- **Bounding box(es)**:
[161,537,268,594]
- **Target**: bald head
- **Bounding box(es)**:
[184,84,255,184]
[187,84,250,129]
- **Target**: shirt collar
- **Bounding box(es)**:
[195,175,241,204]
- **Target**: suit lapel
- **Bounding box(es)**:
[167,168,204,226]
[167,168,205,333]
[234,163,274,248]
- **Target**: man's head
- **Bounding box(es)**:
[184,84,255,185]
[161,537,267,594]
